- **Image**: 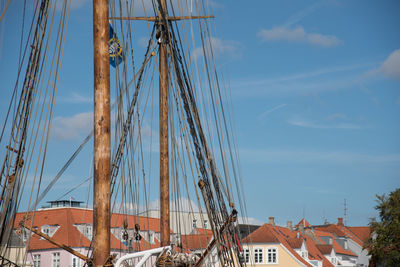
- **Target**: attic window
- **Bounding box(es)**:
[301,251,308,259]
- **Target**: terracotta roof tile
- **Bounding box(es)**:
[181,229,213,251]
[316,244,333,255]
[347,226,370,244]
[295,218,311,228]
[13,208,165,251]
[242,224,279,244]
[313,230,356,257]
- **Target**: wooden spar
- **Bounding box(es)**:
[159,0,170,247]
[92,0,111,266]
[194,209,238,267]
[21,224,92,264]
[109,15,214,21]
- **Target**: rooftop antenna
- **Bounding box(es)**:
[344,199,347,226]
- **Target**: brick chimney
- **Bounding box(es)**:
[268,216,275,226]
[287,221,293,231]
[337,217,344,226]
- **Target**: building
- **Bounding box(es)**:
[12,200,165,267]
[137,209,211,234]
[242,217,371,267]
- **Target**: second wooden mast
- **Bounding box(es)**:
[158,0,170,247]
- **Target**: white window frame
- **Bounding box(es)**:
[301,251,308,259]
[266,247,278,264]
[253,247,264,264]
[33,254,41,267]
[204,219,208,228]
[192,219,197,228]
[52,252,60,267]
[244,248,250,263]
[72,257,80,267]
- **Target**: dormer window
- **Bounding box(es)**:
[42,227,49,236]
[301,251,308,259]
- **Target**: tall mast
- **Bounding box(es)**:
[159,0,170,247]
[92,0,111,266]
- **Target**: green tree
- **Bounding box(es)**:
[365,188,400,266]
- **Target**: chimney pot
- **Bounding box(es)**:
[287,221,293,230]
[268,216,275,226]
[338,217,344,226]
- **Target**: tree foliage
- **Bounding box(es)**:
[365,188,400,266]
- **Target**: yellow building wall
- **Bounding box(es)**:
[244,244,304,267]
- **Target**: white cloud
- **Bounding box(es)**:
[148,197,201,212]
[60,92,92,104]
[192,37,241,60]
[52,111,93,140]
[237,216,263,225]
[379,49,400,81]
[258,26,342,47]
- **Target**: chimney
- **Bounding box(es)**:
[298,223,304,233]
[287,221,293,231]
[268,216,275,226]
[337,217,344,226]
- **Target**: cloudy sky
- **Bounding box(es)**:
[0,0,399,227]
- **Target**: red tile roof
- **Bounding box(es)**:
[295,218,311,228]
[13,208,164,251]
[347,226,370,245]
[181,229,213,251]
[243,224,314,267]
[313,230,356,257]
[316,244,333,255]
[242,224,279,244]
[314,225,346,237]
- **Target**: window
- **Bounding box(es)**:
[192,219,197,228]
[42,227,49,236]
[254,248,263,263]
[204,220,208,228]
[52,252,60,267]
[267,248,277,264]
[244,248,250,263]
[72,257,80,267]
[301,251,308,259]
[33,254,41,267]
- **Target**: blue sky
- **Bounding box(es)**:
[1,0,399,227]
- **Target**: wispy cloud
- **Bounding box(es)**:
[240,148,400,165]
[287,116,363,129]
[192,37,241,60]
[59,92,92,104]
[258,26,342,47]
[232,63,370,97]
[327,113,347,120]
[379,49,400,81]
[282,0,327,28]
[52,111,93,140]
[258,104,287,120]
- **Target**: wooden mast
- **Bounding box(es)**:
[159,0,170,247]
[92,0,111,266]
